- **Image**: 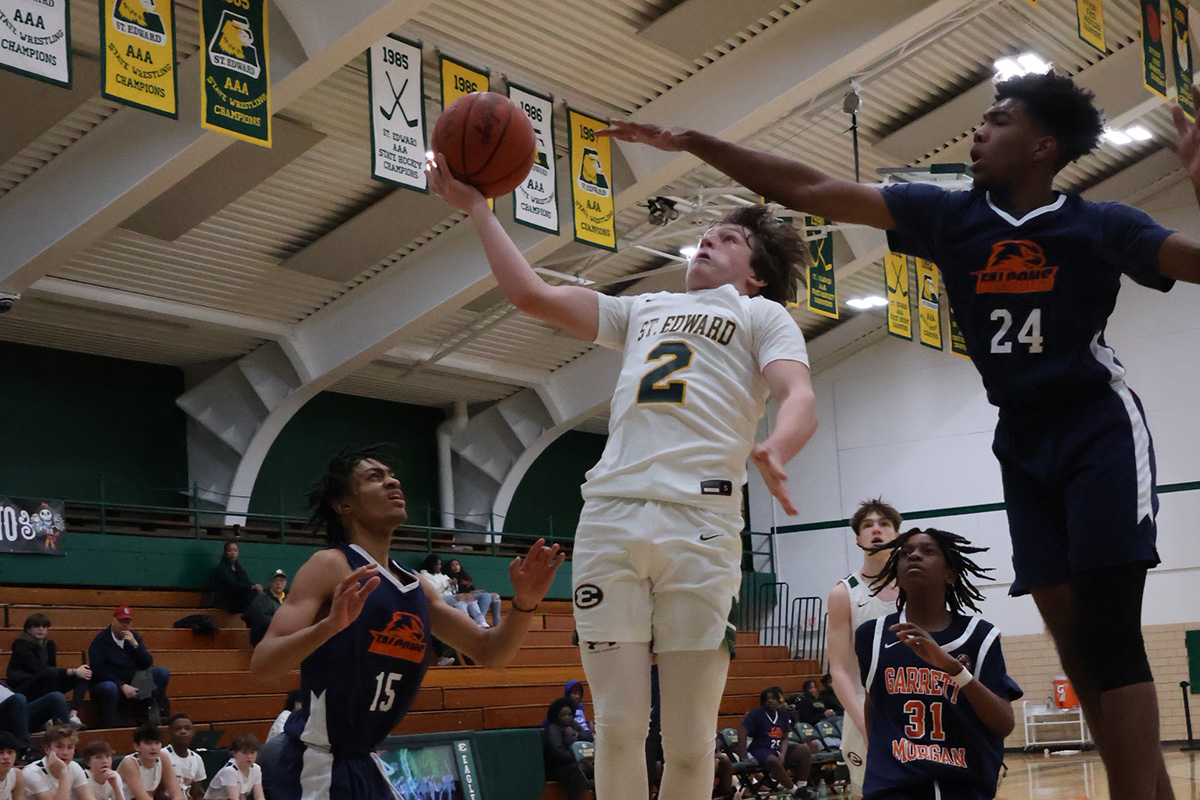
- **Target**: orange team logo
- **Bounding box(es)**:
[971,240,1058,294]
[368,611,427,663]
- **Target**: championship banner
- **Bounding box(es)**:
[200,0,270,146]
[804,215,837,318]
[439,55,490,207]
[101,0,177,117]
[0,0,71,86]
[948,306,970,359]
[1170,0,1195,119]
[369,35,426,191]
[1076,0,1105,52]
[509,84,559,233]
[0,498,66,555]
[568,107,616,251]
[1143,0,1168,98]
[885,252,912,340]
[916,257,943,350]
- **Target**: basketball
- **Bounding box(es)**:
[431,92,538,198]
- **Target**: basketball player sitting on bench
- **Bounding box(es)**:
[856,529,1021,800]
[602,72,1200,800]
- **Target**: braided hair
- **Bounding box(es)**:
[868,528,992,614]
[306,444,400,547]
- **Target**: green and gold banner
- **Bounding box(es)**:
[804,215,837,318]
[439,55,489,207]
[916,257,942,350]
[101,0,176,116]
[949,306,969,359]
[1143,0,1168,98]
[200,0,270,146]
[568,108,615,251]
[1076,0,1106,52]
[1170,0,1195,119]
[0,0,71,86]
[885,252,912,340]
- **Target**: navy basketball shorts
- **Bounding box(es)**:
[270,735,399,800]
[865,782,989,800]
[992,382,1160,596]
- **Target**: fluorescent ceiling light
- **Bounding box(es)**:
[1017,54,1050,74]
[1102,129,1133,145]
[1126,126,1153,141]
[994,52,1050,80]
[846,295,888,310]
[680,245,699,259]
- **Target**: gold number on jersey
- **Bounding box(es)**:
[636,341,693,405]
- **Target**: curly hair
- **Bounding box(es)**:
[547,697,575,725]
[994,72,1104,167]
[868,528,992,614]
[848,497,902,535]
[306,444,400,547]
[717,204,808,305]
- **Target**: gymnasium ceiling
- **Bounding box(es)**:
[0,0,1194,435]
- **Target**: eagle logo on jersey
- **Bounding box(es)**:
[368,611,427,663]
[971,240,1058,294]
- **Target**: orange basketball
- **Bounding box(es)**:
[431,92,538,198]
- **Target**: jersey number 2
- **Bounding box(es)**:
[636,341,693,404]
[370,671,403,712]
[989,308,1042,353]
[903,699,946,741]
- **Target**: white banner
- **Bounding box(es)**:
[368,34,427,191]
[0,0,72,87]
[509,84,559,233]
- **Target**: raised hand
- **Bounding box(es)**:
[751,443,798,516]
[596,120,690,152]
[508,538,565,609]
[426,153,489,214]
[1173,87,1200,205]
[323,565,381,635]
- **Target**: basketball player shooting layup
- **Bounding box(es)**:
[250,447,564,800]
[427,157,818,800]
[602,73,1200,800]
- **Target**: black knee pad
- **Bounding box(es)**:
[1072,564,1153,691]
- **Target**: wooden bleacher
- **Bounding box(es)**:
[0,587,821,754]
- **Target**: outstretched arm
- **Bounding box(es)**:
[427,157,600,340]
[599,121,895,228]
[752,359,818,516]
[1161,90,1200,283]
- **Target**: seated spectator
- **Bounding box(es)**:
[165,715,206,800]
[7,613,90,729]
[21,724,89,800]
[242,569,288,647]
[88,607,170,729]
[266,691,302,743]
[417,556,487,627]
[738,688,814,800]
[817,674,844,716]
[0,681,69,759]
[442,559,501,627]
[792,679,837,726]
[714,738,734,800]
[0,732,27,800]
[209,542,261,615]
[82,740,125,800]
[542,698,593,800]
[118,724,182,800]
[203,735,263,800]
[563,681,591,732]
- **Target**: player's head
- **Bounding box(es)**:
[132,723,162,758]
[307,444,405,545]
[0,732,17,772]
[687,205,806,305]
[230,734,260,755]
[548,697,575,726]
[871,528,991,614]
[759,687,783,708]
[971,72,1103,189]
[848,497,902,552]
[81,739,114,773]
[168,713,193,747]
[43,723,78,760]
[284,688,303,712]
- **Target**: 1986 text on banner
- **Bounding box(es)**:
[510,84,559,234]
[569,108,616,251]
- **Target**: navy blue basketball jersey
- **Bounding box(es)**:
[855,611,1022,800]
[284,544,431,755]
[882,185,1174,409]
[740,705,793,758]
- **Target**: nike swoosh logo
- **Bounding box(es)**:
[699,533,722,541]
[885,641,901,648]
[856,601,870,607]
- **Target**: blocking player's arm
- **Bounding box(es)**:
[598,122,895,228]
[1156,233,1200,283]
[826,583,867,737]
[426,157,599,340]
[751,359,818,516]
[422,539,564,669]
[249,551,381,684]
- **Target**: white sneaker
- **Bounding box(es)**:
[480,622,490,629]
[437,656,455,666]
[68,712,86,730]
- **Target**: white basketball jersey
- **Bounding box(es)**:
[841,571,897,702]
[0,769,14,800]
[583,286,808,511]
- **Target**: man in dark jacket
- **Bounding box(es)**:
[87,606,170,728]
[209,541,261,613]
[6,613,90,728]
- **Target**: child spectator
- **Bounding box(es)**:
[442,560,501,627]
[417,556,487,627]
[117,724,181,800]
[203,736,262,800]
[21,724,90,800]
[81,741,124,800]
[7,615,89,730]
[542,698,593,800]
[164,716,206,800]
[0,731,27,800]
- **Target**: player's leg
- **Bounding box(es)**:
[783,744,811,792]
[656,648,729,800]
[579,642,652,800]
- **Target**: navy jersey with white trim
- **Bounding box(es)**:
[882,185,1174,409]
[854,611,1022,800]
[283,544,431,755]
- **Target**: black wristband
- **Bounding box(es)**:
[510,599,538,613]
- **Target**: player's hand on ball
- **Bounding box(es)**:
[426,153,488,215]
[751,443,798,516]
[509,538,566,609]
[890,622,956,671]
[597,120,689,151]
[325,565,381,634]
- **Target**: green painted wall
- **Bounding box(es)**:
[505,431,606,539]
[249,393,443,524]
[0,342,188,506]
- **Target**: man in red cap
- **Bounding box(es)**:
[87,606,170,728]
